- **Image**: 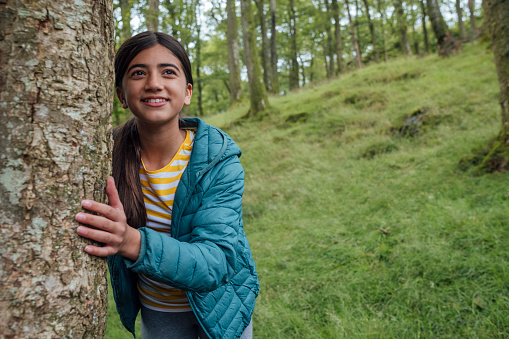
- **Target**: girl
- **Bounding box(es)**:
[75,31,259,339]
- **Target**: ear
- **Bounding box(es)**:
[184,83,193,106]
[116,87,128,109]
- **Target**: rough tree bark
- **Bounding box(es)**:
[345,0,363,68]
[226,0,244,104]
[269,0,279,94]
[240,0,270,115]
[480,0,509,171]
[0,0,113,338]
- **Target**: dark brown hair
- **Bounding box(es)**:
[113,31,193,229]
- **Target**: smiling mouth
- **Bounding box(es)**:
[142,98,169,103]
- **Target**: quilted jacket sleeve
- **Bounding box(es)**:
[124,155,243,293]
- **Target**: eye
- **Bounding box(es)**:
[131,70,145,77]
[163,69,176,76]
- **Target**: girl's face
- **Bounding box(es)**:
[116,44,192,127]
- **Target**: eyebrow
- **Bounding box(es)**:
[126,63,181,74]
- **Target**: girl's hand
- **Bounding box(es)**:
[75,176,141,261]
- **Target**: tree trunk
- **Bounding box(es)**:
[324,0,335,78]
[0,0,113,337]
[395,0,412,56]
[456,0,467,40]
[119,0,132,42]
[255,0,273,93]
[420,0,431,53]
[226,0,244,104]
[362,0,379,62]
[147,0,160,31]
[480,0,509,171]
[332,0,345,74]
[288,0,299,89]
[467,0,478,40]
[269,0,279,94]
[427,0,458,56]
[240,0,270,114]
[377,0,388,61]
[355,0,363,54]
[345,0,363,68]
[196,24,203,116]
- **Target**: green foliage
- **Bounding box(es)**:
[107,43,508,338]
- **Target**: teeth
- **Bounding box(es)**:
[145,99,166,103]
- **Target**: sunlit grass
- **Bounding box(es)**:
[107,43,509,338]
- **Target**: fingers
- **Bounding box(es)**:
[84,244,115,257]
[80,199,123,223]
[76,212,116,232]
[77,225,119,246]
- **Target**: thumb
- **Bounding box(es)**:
[106,176,123,211]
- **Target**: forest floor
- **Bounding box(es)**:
[106,42,509,338]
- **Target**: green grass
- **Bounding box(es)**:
[106,43,509,338]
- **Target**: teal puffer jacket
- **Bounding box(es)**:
[107,118,259,339]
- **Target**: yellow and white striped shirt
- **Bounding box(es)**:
[137,130,194,312]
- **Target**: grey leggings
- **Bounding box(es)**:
[140,305,253,339]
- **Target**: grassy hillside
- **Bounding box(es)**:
[106,43,509,338]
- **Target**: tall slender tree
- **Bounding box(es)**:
[324,0,336,78]
[467,0,478,39]
[395,0,412,56]
[345,0,363,68]
[119,0,133,43]
[255,0,273,92]
[147,0,160,31]
[362,0,379,62]
[240,0,270,114]
[289,0,300,89]
[270,0,279,94]
[332,0,345,73]
[481,0,509,170]
[226,0,244,104]
[420,0,431,53]
[0,0,113,337]
[455,0,467,40]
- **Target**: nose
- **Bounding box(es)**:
[145,72,163,91]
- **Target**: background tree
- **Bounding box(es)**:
[455,0,467,41]
[288,0,300,89]
[427,0,458,56]
[395,0,412,56]
[481,0,509,171]
[0,0,113,337]
[226,0,244,104]
[240,0,270,114]
[332,0,345,73]
[419,0,431,53]
[346,0,363,68]
[270,0,279,94]
[255,0,273,92]
[362,0,379,62]
[146,0,160,31]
